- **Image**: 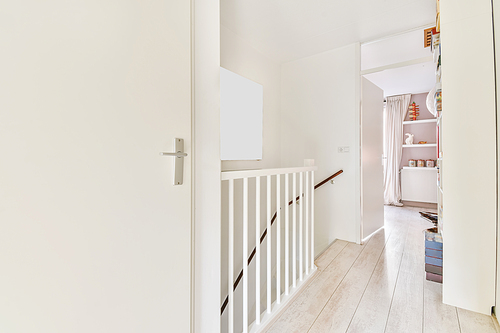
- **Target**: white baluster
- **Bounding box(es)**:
[255,176,261,325]
[311,171,315,271]
[266,175,271,313]
[284,173,289,295]
[299,172,303,281]
[276,174,281,304]
[305,171,309,275]
[243,178,248,333]
[228,179,234,333]
[292,173,297,288]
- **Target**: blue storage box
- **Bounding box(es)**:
[425,239,443,251]
[425,248,443,259]
[425,256,443,267]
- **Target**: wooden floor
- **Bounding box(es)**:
[264,206,499,333]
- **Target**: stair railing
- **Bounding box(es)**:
[220,168,343,333]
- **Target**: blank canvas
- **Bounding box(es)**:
[220,67,263,160]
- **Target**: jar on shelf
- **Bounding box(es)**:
[417,159,425,167]
[409,159,416,167]
[426,160,435,168]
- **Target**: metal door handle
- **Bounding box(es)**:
[160,138,186,185]
[160,152,188,157]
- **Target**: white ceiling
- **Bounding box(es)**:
[361,29,433,70]
[220,0,436,63]
[361,28,435,96]
[363,62,436,97]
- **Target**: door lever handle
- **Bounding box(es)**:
[160,138,186,185]
[160,152,188,157]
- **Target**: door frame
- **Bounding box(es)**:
[355,43,363,244]
[191,0,222,332]
[357,27,433,244]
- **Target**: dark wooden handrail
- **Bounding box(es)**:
[220,169,343,315]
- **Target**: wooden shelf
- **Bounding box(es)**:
[402,143,437,148]
[403,119,437,125]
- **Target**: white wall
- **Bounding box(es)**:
[281,43,362,252]
[221,25,282,171]
[441,0,497,315]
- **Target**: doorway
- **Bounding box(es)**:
[360,27,437,241]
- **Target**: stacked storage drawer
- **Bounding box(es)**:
[425,228,443,283]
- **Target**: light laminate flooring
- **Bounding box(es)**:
[264,205,499,333]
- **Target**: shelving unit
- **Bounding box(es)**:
[402,143,437,148]
[400,94,438,204]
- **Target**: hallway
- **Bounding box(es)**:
[264,206,498,333]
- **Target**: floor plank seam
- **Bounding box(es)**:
[422,226,425,333]
[265,240,351,333]
[456,307,462,333]
[344,224,405,333]
[305,259,359,331]
[422,262,425,333]
[383,219,412,333]
[306,230,392,333]
[321,241,349,271]
[345,238,390,333]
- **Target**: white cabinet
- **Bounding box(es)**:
[401,167,438,203]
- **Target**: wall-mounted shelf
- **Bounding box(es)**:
[403,119,438,125]
[402,166,438,170]
[402,143,437,148]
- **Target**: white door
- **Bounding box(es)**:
[361,77,385,239]
[0,2,192,332]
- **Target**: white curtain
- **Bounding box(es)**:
[384,94,411,206]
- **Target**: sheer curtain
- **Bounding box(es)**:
[384,94,411,205]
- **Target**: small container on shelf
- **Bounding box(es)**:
[426,160,435,168]
[409,159,416,167]
[417,159,425,167]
